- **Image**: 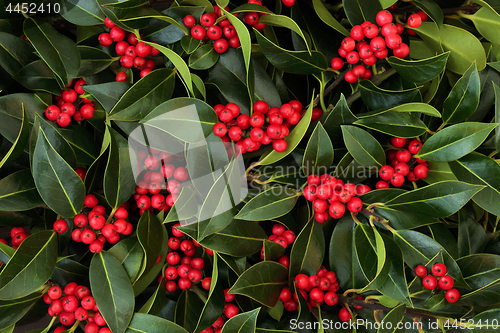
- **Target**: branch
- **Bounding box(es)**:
[313,70,347,106]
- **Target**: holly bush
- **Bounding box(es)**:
[1,0,500,332]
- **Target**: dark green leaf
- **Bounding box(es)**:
[229,261,287,308]
[108,237,144,283]
[413,0,444,28]
[126,313,188,333]
[415,122,498,162]
[457,210,487,258]
[0,170,43,212]
[0,93,43,146]
[341,125,385,168]
[135,210,164,282]
[263,240,286,261]
[0,231,57,300]
[140,97,218,143]
[377,304,406,333]
[393,230,469,288]
[254,30,328,74]
[259,95,313,165]
[414,22,486,74]
[32,127,85,217]
[181,35,201,54]
[373,206,438,229]
[13,60,61,94]
[256,14,310,52]
[0,105,29,169]
[23,18,80,86]
[199,220,267,257]
[496,84,500,152]
[78,45,114,76]
[108,68,176,121]
[61,0,105,26]
[442,62,480,124]
[51,258,89,286]
[354,112,428,137]
[236,188,298,221]
[359,80,421,111]
[0,32,37,76]
[311,0,350,36]
[138,278,165,315]
[0,293,41,330]
[220,308,259,333]
[387,52,449,84]
[322,94,358,145]
[104,127,136,209]
[449,152,500,216]
[174,290,204,332]
[189,44,219,70]
[164,187,198,223]
[83,82,132,113]
[342,0,382,26]
[59,125,99,165]
[458,254,500,306]
[383,181,484,218]
[289,220,325,284]
[469,309,500,332]
[302,122,334,175]
[90,251,135,333]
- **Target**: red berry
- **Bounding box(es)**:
[414,164,428,179]
[432,263,447,277]
[324,291,338,306]
[390,173,405,187]
[346,197,363,213]
[214,39,229,53]
[53,219,68,234]
[391,137,406,148]
[438,275,454,290]
[98,33,113,46]
[376,10,393,26]
[223,25,237,39]
[105,17,115,28]
[414,264,427,278]
[191,25,206,40]
[329,202,345,219]
[282,0,295,7]
[350,25,364,41]
[341,37,356,52]
[408,140,422,154]
[385,33,402,49]
[346,51,359,64]
[445,288,460,303]
[393,43,410,58]
[116,71,127,82]
[183,15,196,28]
[394,163,409,176]
[422,275,438,289]
[110,27,125,42]
[344,70,357,83]
[407,14,422,28]
[338,308,352,322]
[294,274,310,290]
[331,57,343,70]
[363,24,379,38]
[396,149,411,163]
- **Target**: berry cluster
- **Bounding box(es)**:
[260,223,296,267]
[414,263,460,303]
[53,194,133,253]
[98,18,160,81]
[183,5,241,54]
[133,150,189,215]
[376,137,428,189]
[0,227,31,264]
[330,10,410,83]
[160,224,207,292]
[279,267,340,312]
[42,282,111,333]
[406,11,427,34]
[242,0,268,31]
[45,79,95,127]
[303,174,371,222]
[213,100,322,154]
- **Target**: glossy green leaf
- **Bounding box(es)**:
[457,254,500,305]
[0,231,57,300]
[77,45,114,76]
[140,97,218,143]
[181,35,201,54]
[0,105,29,169]
[464,7,500,46]
[263,240,286,261]
[135,211,164,282]
[144,42,193,97]
[254,30,328,74]
[302,122,334,175]
[393,230,469,288]
[126,313,188,333]
[230,261,287,307]
[413,0,444,28]
[0,93,43,146]
[415,122,498,162]
[82,82,132,113]
[442,62,480,124]
[61,0,105,26]
[193,254,225,333]
[221,308,259,333]
[449,152,500,216]
[289,220,325,284]
[32,128,85,217]
[108,237,144,283]
[257,14,311,53]
[90,251,135,333]
[377,304,405,333]
[322,94,358,145]
[355,224,390,292]
[354,112,428,137]
[386,102,441,118]
[138,278,165,315]
[259,95,313,165]
[175,290,204,332]
[468,309,500,332]
[373,207,438,229]
[13,60,61,94]
[0,32,38,76]
[414,22,486,74]
[164,187,198,223]
[341,125,385,168]
[23,18,80,86]
[0,169,43,212]
[383,181,484,218]
[387,52,449,84]
[457,210,487,258]
[236,188,298,221]
[104,127,136,209]
[108,68,175,121]
[199,220,267,257]
[423,161,458,184]
[189,44,219,70]
[359,80,421,111]
[312,0,350,36]
[0,293,41,330]
[343,0,382,26]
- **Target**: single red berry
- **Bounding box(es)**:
[396,149,411,163]
[445,288,460,303]
[414,164,428,179]
[438,275,454,290]
[341,37,356,52]
[414,264,427,278]
[422,275,438,289]
[408,13,422,28]
[282,0,295,7]
[110,26,125,42]
[350,25,364,40]
[344,70,357,83]
[104,17,115,28]
[376,10,393,26]
[45,105,61,121]
[191,25,206,39]
[408,140,422,154]
[394,163,409,176]
[183,15,196,28]
[214,39,229,53]
[98,33,113,46]
[432,263,447,277]
[324,291,338,306]
[338,308,352,322]
[346,197,363,213]
[393,43,410,58]
[53,219,68,234]
[391,173,405,187]
[294,274,310,290]
[329,201,345,219]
